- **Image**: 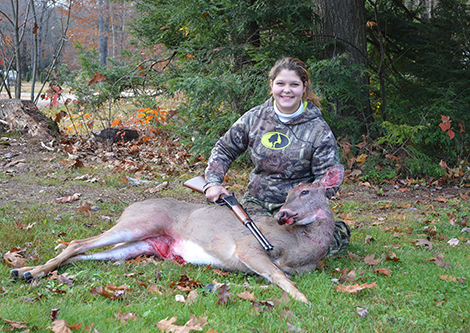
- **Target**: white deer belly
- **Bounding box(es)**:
[173,239,223,266]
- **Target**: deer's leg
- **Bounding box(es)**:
[67,236,180,263]
[66,240,157,263]
[12,221,168,281]
[235,249,310,304]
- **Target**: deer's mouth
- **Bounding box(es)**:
[277,211,298,225]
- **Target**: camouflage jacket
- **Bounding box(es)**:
[204,98,339,204]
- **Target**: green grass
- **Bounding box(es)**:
[1,184,470,332]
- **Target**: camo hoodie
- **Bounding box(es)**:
[204,98,339,204]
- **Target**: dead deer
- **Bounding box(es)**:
[11,164,344,303]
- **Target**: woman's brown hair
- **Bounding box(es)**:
[269,57,321,108]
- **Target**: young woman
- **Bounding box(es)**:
[203,57,350,257]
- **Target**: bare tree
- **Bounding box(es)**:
[98,0,110,66]
[0,0,73,102]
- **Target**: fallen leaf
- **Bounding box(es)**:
[415,238,433,249]
[356,154,368,167]
[440,275,459,282]
[89,285,128,300]
[77,202,92,213]
[334,282,378,294]
[339,268,356,283]
[84,323,101,333]
[50,308,60,321]
[436,197,449,203]
[211,268,229,277]
[237,290,256,302]
[69,322,83,330]
[183,314,208,332]
[435,299,446,307]
[114,309,137,323]
[252,300,275,312]
[458,216,469,226]
[148,285,163,295]
[47,319,72,333]
[338,213,355,225]
[156,316,178,332]
[144,181,169,193]
[364,254,382,266]
[286,322,307,332]
[423,226,437,237]
[356,307,369,318]
[186,289,199,304]
[216,284,233,305]
[395,213,407,220]
[434,254,449,268]
[156,314,208,332]
[126,254,147,264]
[15,222,36,230]
[55,193,81,204]
[374,268,392,277]
[170,275,203,292]
[365,235,374,244]
[427,253,450,269]
[175,294,185,303]
[385,252,401,262]
[272,290,291,306]
[47,287,67,295]
[0,317,28,330]
[348,252,362,261]
[448,238,459,247]
[54,110,68,123]
[3,250,29,268]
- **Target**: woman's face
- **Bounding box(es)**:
[270,69,306,114]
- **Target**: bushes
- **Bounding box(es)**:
[63,0,468,182]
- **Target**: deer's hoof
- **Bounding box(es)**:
[10,269,19,280]
[24,271,33,283]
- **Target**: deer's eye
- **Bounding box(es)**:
[301,190,309,196]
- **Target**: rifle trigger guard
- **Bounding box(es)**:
[214,194,237,206]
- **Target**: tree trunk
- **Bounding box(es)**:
[37,1,47,81]
[314,0,370,121]
[0,99,60,141]
[30,0,39,100]
[99,0,110,66]
[315,0,367,67]
[11,0,22,99]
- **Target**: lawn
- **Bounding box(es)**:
[1,133,469,332]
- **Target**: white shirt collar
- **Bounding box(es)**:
[273,100,306,123]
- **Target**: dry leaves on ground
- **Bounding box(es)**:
[156,314,208,333]
[364,254,382,266]
[334,282,378,294]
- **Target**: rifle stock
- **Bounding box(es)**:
[183,175,206,194]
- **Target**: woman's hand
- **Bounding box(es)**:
[205,185,230,203]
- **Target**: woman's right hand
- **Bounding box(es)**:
[205,185,230,203]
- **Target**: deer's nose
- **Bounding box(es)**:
[277,210,298,225]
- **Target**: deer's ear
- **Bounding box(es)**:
[320,164,345,189]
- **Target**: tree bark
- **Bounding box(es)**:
[314,0,370,121]
[11,0,22,99]
[99,0,110,66]
[0,99,60,141]
[315,0,367,67]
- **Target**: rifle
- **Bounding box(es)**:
[183,176,274,251]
